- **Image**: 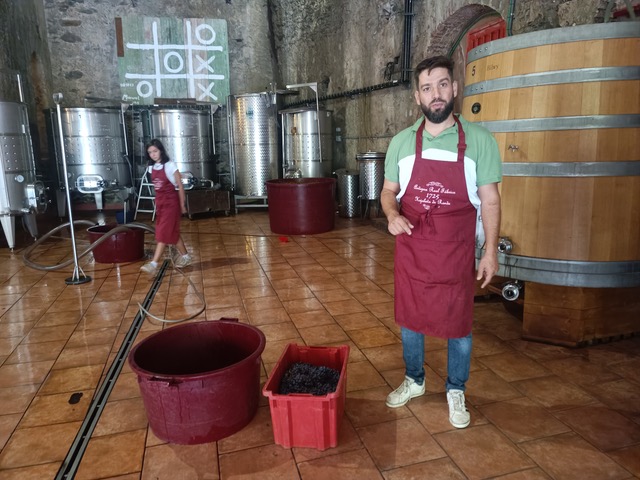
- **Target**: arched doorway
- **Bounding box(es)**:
[426,5,505,114]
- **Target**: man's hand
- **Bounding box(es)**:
[476,251,498,288]
[477,182,501,288]
[381,181,414,236]
[387,212,414,236]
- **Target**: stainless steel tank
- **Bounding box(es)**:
[228,92,280,197]
[281,106,333,178]
[142,107,215,183]
[212,104,231,189]
[0,101,46,248]
[356,151,386,200]
[48,107,131,211]
[335,168,360,218]
[125,109,147,181]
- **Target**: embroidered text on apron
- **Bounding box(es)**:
[394,115,477,338]
[151,165,181,245]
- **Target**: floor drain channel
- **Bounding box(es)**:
[55,260,169,480]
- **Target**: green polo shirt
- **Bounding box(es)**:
[384,114,502,208]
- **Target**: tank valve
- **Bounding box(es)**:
[497,237,513,254]
[284,167,302,179]
[502,281,523,302]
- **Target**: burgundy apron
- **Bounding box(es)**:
[151,165,181,245]
[394,116,477,338]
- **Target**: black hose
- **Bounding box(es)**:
[507,0,516,36]
[22,221,155,271]
[285,80,401,108]
[401,0,414,84]
[22,220,207,325]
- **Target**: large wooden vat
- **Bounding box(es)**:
[463,22,640,346]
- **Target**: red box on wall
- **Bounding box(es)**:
[262,343,350,450]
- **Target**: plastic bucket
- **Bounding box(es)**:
[87,224,144,263]
[128,320,266,445]
[266,178,336,235]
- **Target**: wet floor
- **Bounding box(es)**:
[0,209,639,479]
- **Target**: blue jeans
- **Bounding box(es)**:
[401,327,472,392]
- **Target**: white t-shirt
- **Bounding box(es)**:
[148,161,179,187]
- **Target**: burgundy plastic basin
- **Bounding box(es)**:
[128,320,266,445]
[87,224,144,263]
[266,177,336,235]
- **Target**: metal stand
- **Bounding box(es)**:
[53,93,91,285]
[234,195,268,214]
[185,189,232,218]
[361,199,382,219]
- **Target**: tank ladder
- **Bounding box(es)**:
[134,172,156,221]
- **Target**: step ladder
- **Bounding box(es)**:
[134,171,156,221]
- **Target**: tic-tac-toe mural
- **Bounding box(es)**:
[116,17,230,105]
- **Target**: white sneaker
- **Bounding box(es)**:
[447,389,471,428]
[174,254,192,268]
[386,376,425,408]
[140,262,158,275]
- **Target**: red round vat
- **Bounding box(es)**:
[266,178,336,235]
[87,224,144,263]
[128,320,266,445]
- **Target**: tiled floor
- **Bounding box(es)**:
[0,210,639,479]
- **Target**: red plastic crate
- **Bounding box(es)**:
[262,343,350,450]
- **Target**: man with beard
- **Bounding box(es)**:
[380,55,502,428]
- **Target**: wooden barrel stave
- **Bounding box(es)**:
[466,80,638,121]
[492,128,639,164]
[499,176,640,261]
[466,37,639,82]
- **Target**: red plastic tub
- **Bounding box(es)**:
[266,178,336,235]
[87,224,144,263]
[128,319,266,445]
[263,343,349,450]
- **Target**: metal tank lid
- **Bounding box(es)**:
[356,151,386,160]
[56,106,121,112]
[232,91,269,97]
[147,108,209,113]
[231,91,288,98]
[279,106,333,114]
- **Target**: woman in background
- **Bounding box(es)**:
[140,139,192,275]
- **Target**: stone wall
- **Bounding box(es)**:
[270,0,630,170]
[0,0,52,160]
[42,0,276,105]
[0,0,633,180]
